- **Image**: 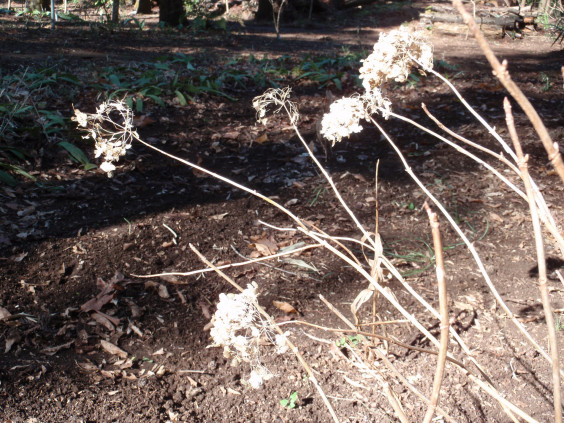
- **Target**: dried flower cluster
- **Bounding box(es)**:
[72,100,137,176]
[359,26,434,92]
[252,87,299,126]
[319,27,432,144]
[209,283,288,389]
[320,96,368,145]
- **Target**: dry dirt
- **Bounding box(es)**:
[1,2,564,422]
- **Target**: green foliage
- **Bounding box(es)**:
[292,49,365,90]
[336,335,361,348]
[540,72,552,91]
[58,142,97,170]
[122,17,146,30]
[280,391,298,409]
[0,162,36,186]
[556,315,564,331]
[57,12,84,22]
[0,49,367,184]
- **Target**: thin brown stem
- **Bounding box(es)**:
[453,0,564,184]
[503,98,562,423]
[385,384,411,423]
[422,202,449,423]
[421,103,522,177]
[420,103,564,254]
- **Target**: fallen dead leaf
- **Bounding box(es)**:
[249,236,278,256]
[91,311,116,331]
[100,340,128,359]
[122,371,138,380]
[209,212,229,221]
[255,133,268,143]
[192,155,207,178]
[100,369,116,379]
[199,301,211,319]
[77,360,98,372]
[129,321,143,337]
[9,252,27,262]
[489,212,504,223]
[156,365,166,377]
[127,300,143,318]
[5,337,17,353]
[186,375,198,387]
[223,130,240,139]
[273,300,298,314]
[0,306,11,320]
[41,341,74,356]
[177,289,187,304]
[133,115,156,128]
[81,277,117,312]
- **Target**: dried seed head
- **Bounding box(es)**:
[72,100,137,176]
[252,87,299,126]
[359,27,433,92]
[209,283,286,389]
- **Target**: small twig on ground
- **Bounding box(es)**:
[131,243,322,281]
[504,98,562,423]
[385,383,411,423]
[422,202,449,423]
[280,317,467,369]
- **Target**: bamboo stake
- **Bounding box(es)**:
[503,98,562,423]
[422,202,449,423]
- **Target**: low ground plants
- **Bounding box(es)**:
[0,50,364,185]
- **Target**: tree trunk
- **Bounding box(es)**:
[159,0,184,25]
[255,0,340,21]
[135,0,152,14]
[255,0,273,21]
[112,0,119,22]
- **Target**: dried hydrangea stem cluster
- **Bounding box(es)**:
[72,28,434,393]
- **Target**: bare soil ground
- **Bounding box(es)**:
[1,2,563,422]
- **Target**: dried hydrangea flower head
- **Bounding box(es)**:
[319,90,392,145]
[318,28,431,145]
[72,100,137,176]
[320,96,368,145]
[252,87,299,126]
[359,27,433,93]
[209,283,287,389]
